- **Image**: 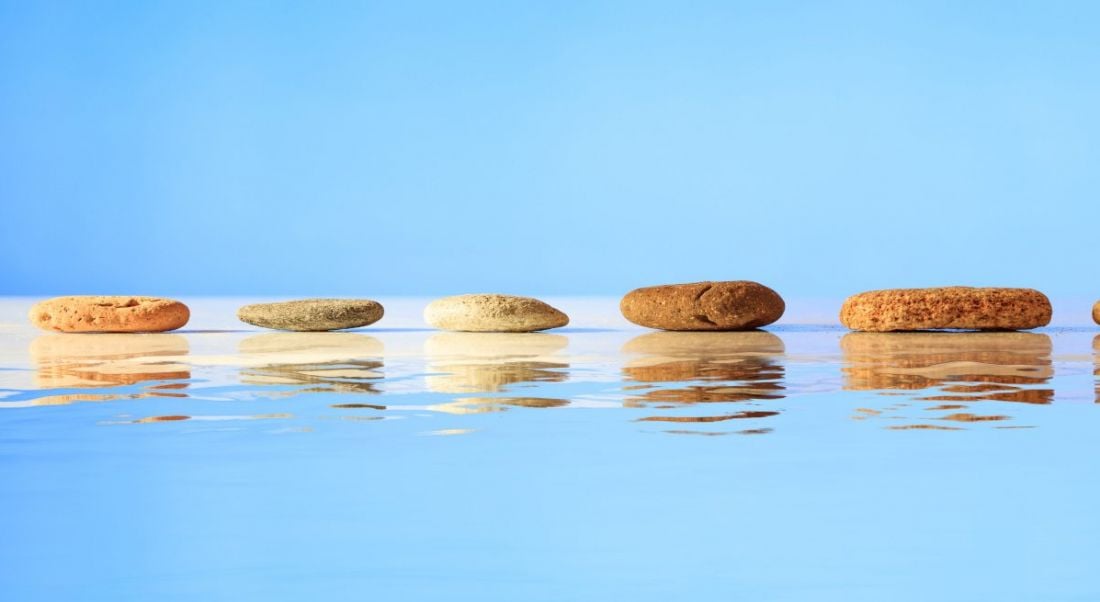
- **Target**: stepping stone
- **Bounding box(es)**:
[237,299,384,331]
[620,281,784,331]
[424,294,568,332]
[840,287,1051,332]
[29,296,190,333]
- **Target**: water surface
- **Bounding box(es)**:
[1,299,1098,601]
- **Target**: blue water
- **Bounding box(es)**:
[1,300,1098,601]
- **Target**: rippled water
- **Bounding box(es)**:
[1,298,1098,601]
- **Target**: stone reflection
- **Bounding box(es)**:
[427,397,571,415]
[622,331,785,432]
[842,332,1053,429]
[423,333,569,394]
[29,334,191,405]
[238,333,384,395]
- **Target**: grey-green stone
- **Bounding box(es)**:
[237,299,384,332]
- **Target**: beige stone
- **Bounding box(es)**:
[839,287,1051,332]
[424,294,569,332]
[29,296,189,333]
[620,281,784,331]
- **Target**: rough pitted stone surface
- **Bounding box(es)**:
[840,287,1051,332]
[29,296,190,333]
[237,299,384,331]
[424,294,569,332]
[619,281,785,331]
[1093,301,1100,325]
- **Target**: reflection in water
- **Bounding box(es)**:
[423,333,569,394]
[638,410,780,423]
[239,333,384,395]
[427,397,571,415]
[886,424,963,431]
[1095,335,1099,404]
[666,428,774,436]
[938,412,1011,422]
[842,332,1053,429]
[424,428,477,436]
[622,332,785,433]
[134,415,190,423]
[127,413,293,424]
[28,334,191,405]
[97,413,295,425]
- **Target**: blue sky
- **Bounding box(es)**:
[2,1,1098,297]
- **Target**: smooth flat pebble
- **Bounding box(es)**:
[29,296,190,333]
[237,299,384,331]
[424,294,569,332]
[619,281,785,331]
[840,287,1051,332]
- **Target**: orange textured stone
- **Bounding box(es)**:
[1093,300,1099,325]
[839,287,1050,332]
[29,296,190,333]
[620,281,784,331]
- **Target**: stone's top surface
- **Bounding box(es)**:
[620,281,785,331]
[839,287,1052,332]
[237,298,384,331]
[29,296,190,333]
[424,294,569,332]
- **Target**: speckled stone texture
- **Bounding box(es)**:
[619,281,785,331]
[840,287,1051,332]
[1093,301,1100,325]
[424,294,569,332]
[237,299,384,331]
[29,296,190,333]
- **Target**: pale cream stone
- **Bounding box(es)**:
[423,294,569,333]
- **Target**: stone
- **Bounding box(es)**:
[619,281,784,331]
[839,287,1051,332]
[423,294,569,332]
[29,296,190,333]
[1093,300,1100,325]
[237,299,384,331]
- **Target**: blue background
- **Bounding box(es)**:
[2,1,1098,297]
